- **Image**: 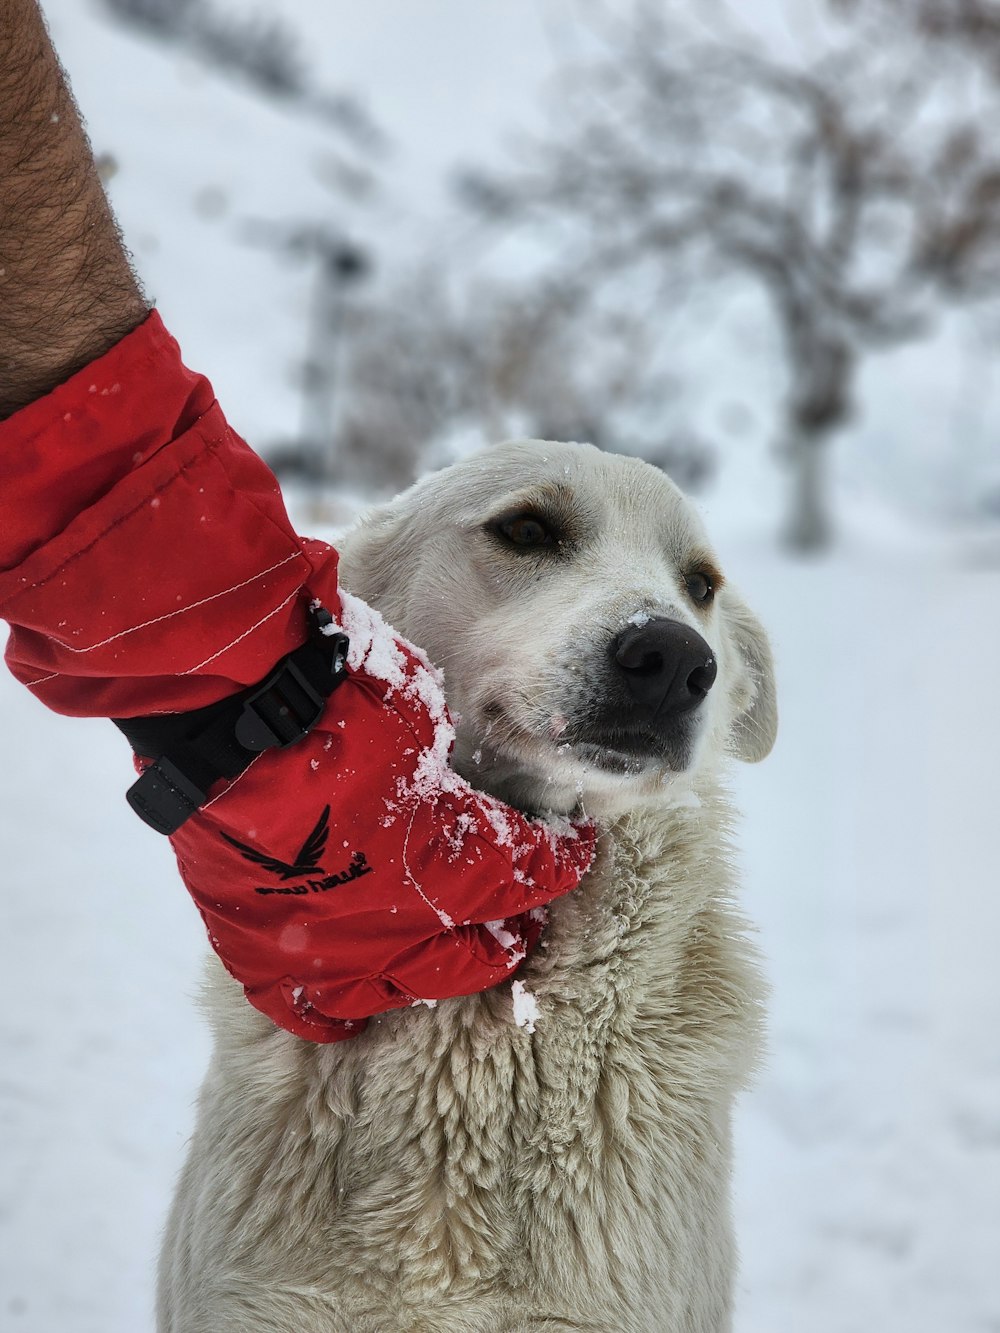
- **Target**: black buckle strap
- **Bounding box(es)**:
[234,655,331,751]
[115,603,349,836]
[125,755,209,836]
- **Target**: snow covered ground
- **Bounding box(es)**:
[729,544,1000,1333]
[4,542,999,1333]
[1,2,999,1330]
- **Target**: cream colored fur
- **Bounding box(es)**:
[157,440,776,1333]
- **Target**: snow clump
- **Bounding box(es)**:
[511,979,541,1034]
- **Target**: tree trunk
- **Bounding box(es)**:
[778,332,851,554]
[783,432,833,554]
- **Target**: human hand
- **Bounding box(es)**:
[167,587,596,1041]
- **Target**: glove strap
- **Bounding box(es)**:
[114,603,349,835]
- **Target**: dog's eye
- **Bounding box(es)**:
[497,514,555,547]
[686,571,715,604]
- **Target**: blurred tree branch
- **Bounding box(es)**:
[313,269,703,497]
[459,0,1000,550]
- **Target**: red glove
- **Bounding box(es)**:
[0,311,595,1042]
[167,588,595,1040]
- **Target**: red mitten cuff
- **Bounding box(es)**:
[0,312,341,719]
[0,310,209,573]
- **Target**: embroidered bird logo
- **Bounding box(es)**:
[220,805,331,881]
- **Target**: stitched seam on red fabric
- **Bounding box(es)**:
[453,920,529,973]
[181,586,300,674]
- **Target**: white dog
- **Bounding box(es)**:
[157,439,777,1333]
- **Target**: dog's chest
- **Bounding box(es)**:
[340,808,762,1319]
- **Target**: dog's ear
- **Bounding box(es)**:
[722,589,778,763]
[335,500,418,613]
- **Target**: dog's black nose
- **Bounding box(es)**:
[611,618,717,717]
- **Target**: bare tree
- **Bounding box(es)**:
[460,0,1000,549]
[196,11,306,98]
[101,0,388,141]
[309,269,707,497]
[841,0,1000,69]
[102,0,200,34]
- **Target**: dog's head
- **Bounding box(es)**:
[338,440,776,816]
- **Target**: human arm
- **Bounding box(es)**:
[0,0,148,417]
[0,318,595,1041]
[0,5,595,1041]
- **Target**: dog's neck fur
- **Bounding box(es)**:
[187,782,761,1330]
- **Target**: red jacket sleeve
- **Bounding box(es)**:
[0,309,332,718]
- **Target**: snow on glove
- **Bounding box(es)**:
[166,586,596,1042]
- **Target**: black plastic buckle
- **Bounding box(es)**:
[235,658,321,751]
[234,630,350,752]
[126,757,208,836]
[120,613,350,836]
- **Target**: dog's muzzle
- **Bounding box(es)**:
[610,618,717,721]
[557,617,717,773]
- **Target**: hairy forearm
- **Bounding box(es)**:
[0,0,148,417]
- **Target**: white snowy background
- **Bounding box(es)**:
[2,2,999,1331]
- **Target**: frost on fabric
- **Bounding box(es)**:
[331,592,460,817]
[328,591,409,690]
[327,590,580,925]
[480,801,518,850]
[511,979,540,1034]
[485,919,519,951]
[443,811,479,861]
[484,919,527,966]
[402,694,458,804]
